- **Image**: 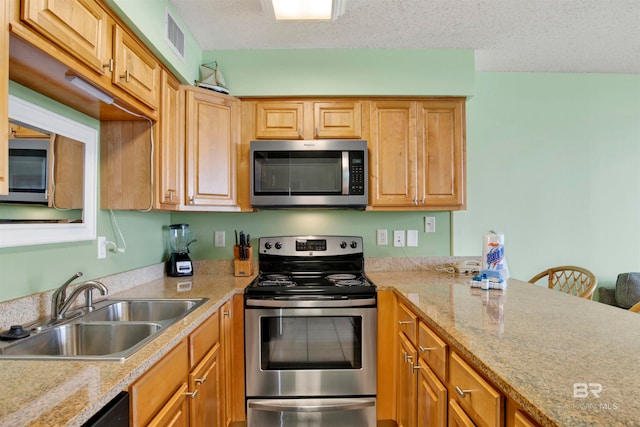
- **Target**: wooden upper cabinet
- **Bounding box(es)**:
[113,25,160,110]
[253,100,362,140]
[50,134,84,209]
[255,101,304,139]
[9,123,49,138]
[369,98,466,210]
[314,101,362,139]
[418,100,465,209]
[184,87,239,209]
[369,100,418,207]
[21,0,112,76]
[155,70,182,209]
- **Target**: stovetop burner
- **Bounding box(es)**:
[245,235,376,298]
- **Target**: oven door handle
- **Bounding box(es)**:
[248,398,375,413]
[245,297,376,308]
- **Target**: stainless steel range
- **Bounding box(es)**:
[245,235,377,427]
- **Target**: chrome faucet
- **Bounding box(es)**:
[51,272,108,320]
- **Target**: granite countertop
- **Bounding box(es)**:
[0,273,253,427]
[0,267,638,426]
[368,271,640,427]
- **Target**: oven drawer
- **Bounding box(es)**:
[247,398,376,427]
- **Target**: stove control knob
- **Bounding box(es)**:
[275,242,282,250]
[340,241,347,249]
[264,242,272,250]
[350,241,358,249]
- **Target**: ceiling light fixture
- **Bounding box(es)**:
[65,75,114,105]
[261,0,345,21]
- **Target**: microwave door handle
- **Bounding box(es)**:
[342,151,349,195]
[249,398,375,413]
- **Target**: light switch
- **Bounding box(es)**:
[214,231,225,247]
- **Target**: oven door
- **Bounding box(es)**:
[245,305,377,397]
[247,397,376,427]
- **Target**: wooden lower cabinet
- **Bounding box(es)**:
[448,399,475,427]
[397,333,418,427]
[129,300,244,427]
[417,359,447,427]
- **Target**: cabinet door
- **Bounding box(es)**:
[417,100,465,208]
[0,1,9,195]
[369,101,418,206]
[255,102,304,139]
[21,0,111,75]
[189,343,222,427]
[148,383,190,427]
[397,333,417,427]
[156,70,182,209]
[449,399,475,427]
[113,25,159,109]
[314,101,362,139]
[130,340,189,426]
[51,134,84,209]
[184,88,239,208]
[417,359,447,427]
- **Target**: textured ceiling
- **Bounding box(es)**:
[170,0,640,73]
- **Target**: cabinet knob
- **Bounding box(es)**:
[184,389,199,399]
[103,58,114,72]
[455,385,472,398]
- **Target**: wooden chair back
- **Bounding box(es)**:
[528,265,598,300]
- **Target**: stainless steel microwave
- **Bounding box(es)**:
[0,139,50,205]
[250,139,368,208]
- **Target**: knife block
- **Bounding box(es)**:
[233,245,253,277]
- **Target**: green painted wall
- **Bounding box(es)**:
[204,49,475,96]
[455,72,640,287]
[170,210,451,260]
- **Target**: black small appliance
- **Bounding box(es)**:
[166,224,196,277]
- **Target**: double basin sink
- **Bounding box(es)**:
[0,298,207,361]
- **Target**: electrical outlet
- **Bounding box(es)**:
[97,236,107,259]
[407,230,418,247]
[425,216,436,233]
[214,231,225,247]
[393,230,405,247]
[376,229,388,245]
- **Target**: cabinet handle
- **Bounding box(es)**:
[413,196,418,205]
[189,196,194,205]
[298,128,302,138]
[184,389,199,399]
[168,190,174,202]
[223,309,231,318]
[120,70,130,82]
[455,385,472,398]
[410,362,422,374]
[195,377,207,385]
[403,352,413,364]
[398,321,412,325]
[315,127,319,137]
[418,345,436,352]
[103,58,113,72]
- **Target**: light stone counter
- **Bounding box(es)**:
[0,268,253,427]
[368,271,640,427]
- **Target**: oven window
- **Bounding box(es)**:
[260,316,362,370]
[253,151,342,195]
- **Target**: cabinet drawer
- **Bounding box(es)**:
[449,399,475,427]
[398,303,418,345]
[418,321,448,382]
[449,352,503,427]
[130,339,188,426]
[189,309,220,369]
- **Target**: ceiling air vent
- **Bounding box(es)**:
[165,8,185,62]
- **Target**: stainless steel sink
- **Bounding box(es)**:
[0,298,207,361]
[0,322,162,360]
[83,299,200,322]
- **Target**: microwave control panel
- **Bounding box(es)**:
[349,151,366,195]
